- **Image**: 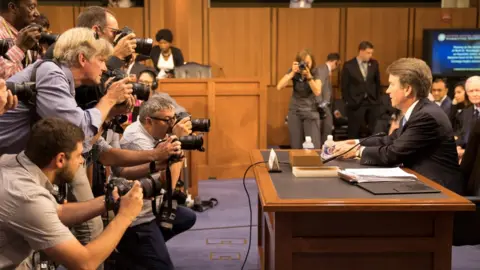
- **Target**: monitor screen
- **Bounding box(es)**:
[423,29,480,77]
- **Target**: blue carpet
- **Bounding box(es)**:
[167,179,480,270]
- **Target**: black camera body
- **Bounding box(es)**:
[299,61,307,70]
[176,111,210,133]
[316,100,330,120]
[113,26,153,59]
[39,32,59,46]
[104,69,151,101]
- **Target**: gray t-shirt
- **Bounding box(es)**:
[116,121,162,227]
[287,67,321,115]
[0,152,74,269]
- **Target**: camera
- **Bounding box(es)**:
[104,69,151,101]
[6,81,36,104]
[39,32,59,46]
[114,26,153,57]
[299,61,307,70]
[0,39,11,57]
[176,111,210,133]
[175,135,205,152]
[107,176,163,199]
[316,100,330,120]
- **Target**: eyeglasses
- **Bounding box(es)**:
[149,116,176,125]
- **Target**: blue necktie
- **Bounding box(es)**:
[401,117,407,128]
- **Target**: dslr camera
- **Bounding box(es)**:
[104,69,151,101]
[316,100,330,120]
[298,61,307,71]
[174,111,211,152]
[113,26,153,59]
[6,81,36,105]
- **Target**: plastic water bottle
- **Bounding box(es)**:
[302,136,315,150]
[321,135,335,159]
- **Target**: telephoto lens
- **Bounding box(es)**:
[6,82,36,104]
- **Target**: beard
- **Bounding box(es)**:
[54,165,76,185]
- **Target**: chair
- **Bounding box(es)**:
[174,62,212,79]
[332,99,348,141]
[453,121,480,246]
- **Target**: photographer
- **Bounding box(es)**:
[0,118,144,270]
[0,0,41,79]
[114,95,196,270]
[276,49,322,149]
[0,79,17,114]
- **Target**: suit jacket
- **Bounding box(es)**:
[457,106,475,148]
[360,98,464,194]
[150,46,184,72]
[461,120,480,195]
[341,58,382,109]
[315,63,332,104]
[439,96,452,116]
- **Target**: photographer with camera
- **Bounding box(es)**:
[113,95,196,270]
[0,118,145,270]
[0,79,17,114]
[0,0,41,79]
[276,49,323,149]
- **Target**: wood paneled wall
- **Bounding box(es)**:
[39,1,479,146]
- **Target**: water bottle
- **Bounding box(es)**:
[302,136,315,150]
[321,135,335,160]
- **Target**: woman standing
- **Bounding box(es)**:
[277,49,322,149]
[451,82,472,134]
[150,29,185,79]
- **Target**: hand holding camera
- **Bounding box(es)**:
[290,61,300,78]
[113,32,137,60]
[117,181,144,222]
[0,80,18,115]
[153,135,183,162]
[104,76,134,104]
[173,117,192,137]
[16,24,42,52]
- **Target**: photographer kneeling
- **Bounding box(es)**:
[114,95,196,270]
[0,118,144,270]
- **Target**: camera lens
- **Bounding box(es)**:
[139,177,162,198]
[39,33,59,46]
[191,119,210,133]
[135,38,153,56]
[179,134,204,151]
[6,82,35,103]
[131,82,151,101]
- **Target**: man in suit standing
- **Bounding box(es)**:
[341,41,382,138]
[316,53,341,145]
[431,78,452,116]
[334,58,464,194]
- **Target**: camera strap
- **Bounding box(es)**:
[28,59,61,126]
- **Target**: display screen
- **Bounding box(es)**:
[424,29,480,77]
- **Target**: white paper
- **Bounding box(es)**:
[343,167,417,183]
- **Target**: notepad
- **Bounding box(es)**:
[339,167,417,183]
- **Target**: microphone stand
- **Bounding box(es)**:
[322,132,386,164]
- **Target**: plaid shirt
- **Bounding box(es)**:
[0,16,34,80]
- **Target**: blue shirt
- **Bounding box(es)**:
[0,60,102,154]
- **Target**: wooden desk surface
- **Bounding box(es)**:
[250,149,475,212]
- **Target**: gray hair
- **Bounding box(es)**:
[465,76,480,91]
[139,95,175,124]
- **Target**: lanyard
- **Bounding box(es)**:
[2,19,30,66]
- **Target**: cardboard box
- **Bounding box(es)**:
[288,150,322,167]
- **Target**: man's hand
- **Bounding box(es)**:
[104,77,134,104]
[108,95,136,118]
[0,80,18,115]
[117,181,143,222]
[457,146,465,164]
[173,117,192,137]
[153,135,182,161]
[113,33,137,60]
[333,143,358,160]
[16,24,42,52]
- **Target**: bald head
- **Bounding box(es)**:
[466,76,480,106]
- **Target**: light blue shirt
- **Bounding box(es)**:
[0,60,102,154]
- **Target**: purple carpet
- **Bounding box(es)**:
[167,179,480,270]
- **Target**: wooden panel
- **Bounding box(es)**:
[345,8,409,86]
[267,85,291,146]
[277,8,341,85]
[37,6,75,34]
[147,0,165,39]
[109,8,145,37]
[209,8,271,84]
[413,8,478,58]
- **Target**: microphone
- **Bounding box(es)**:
[322,132,387,164]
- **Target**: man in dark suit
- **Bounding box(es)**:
[335,58,464,194]
[431,78,452,116]
[457,76,480,159]
[341,41,382,139]
[316,52,341,145]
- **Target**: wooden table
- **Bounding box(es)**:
[250,150,475,270]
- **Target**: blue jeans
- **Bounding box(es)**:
[115,206,197,270]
